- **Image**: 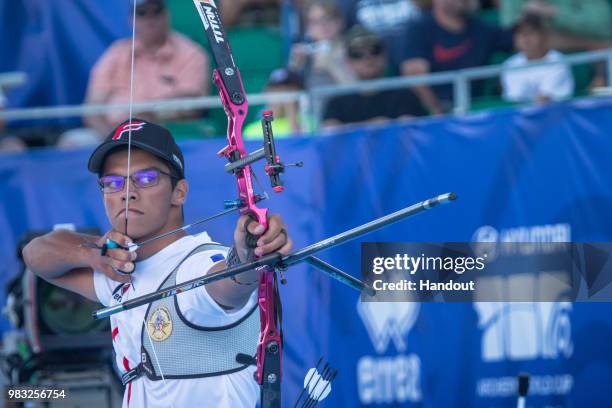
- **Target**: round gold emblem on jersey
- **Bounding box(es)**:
[147,306,173,341]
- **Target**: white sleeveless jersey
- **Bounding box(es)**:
[93,232,259,408]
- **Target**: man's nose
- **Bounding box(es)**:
[121,179,140,201]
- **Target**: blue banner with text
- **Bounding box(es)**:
[1,98,612,406]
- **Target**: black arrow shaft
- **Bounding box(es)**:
[93,253,282,319]
[93,193,456,320]
[283,193,456,267]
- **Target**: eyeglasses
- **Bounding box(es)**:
[135,5,165,18]
[98,168,177,194]
[348,44,384,60]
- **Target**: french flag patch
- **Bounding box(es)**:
[210,253,225,262]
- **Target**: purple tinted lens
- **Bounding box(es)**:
[133,169,159,188]
[100,175,125,192]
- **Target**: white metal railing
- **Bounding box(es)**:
[0,72,27,90]
[1,48,611,134]
[0,92,304,121]
[309,48,612,119]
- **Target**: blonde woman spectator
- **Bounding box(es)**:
[502,13,574,103]
[289,0,355,88]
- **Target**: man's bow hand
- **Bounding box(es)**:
[234,214,293,263]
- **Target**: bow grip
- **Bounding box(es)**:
[243,207,268,250]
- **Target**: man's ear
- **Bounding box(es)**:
[171,179,189,207]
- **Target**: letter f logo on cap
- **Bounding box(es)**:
[112,121,146,140]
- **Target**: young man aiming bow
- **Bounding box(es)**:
[22,119,292,407]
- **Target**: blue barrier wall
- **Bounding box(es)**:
[0,0,128,126]
[1,98,612,406]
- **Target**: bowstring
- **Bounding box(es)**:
[125,0,136,293]
[126,2,174,407]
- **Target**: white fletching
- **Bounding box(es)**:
[303,368,332,401]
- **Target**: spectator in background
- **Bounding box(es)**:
[500,0,612,88]
[336,0,430,72]
[244,68,310,138]
[289,0,355,88]
[219,0,280,27]
[501,13,573,104]
[400,0,513,114]
[323,26,426,128]
[84,0,209,138]
[500,0,612,47]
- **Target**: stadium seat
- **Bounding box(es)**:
[167,0,210,48]
[570,60,594,96]
[227,27,283,94]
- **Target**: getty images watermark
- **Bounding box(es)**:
[371,252,487,292]
[360,243,612,302]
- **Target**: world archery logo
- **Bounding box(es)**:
[357,302,420,353]
[112,121,146,140]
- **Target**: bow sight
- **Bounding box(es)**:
[222,110,303,198]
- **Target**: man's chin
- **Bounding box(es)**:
[110,224,153,242]
[127,229,155,242]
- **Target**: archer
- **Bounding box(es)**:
[22,119,292,408]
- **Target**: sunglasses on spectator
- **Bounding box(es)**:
[348,44,384,59]
[99,168,177,194]
[136,5,165,17]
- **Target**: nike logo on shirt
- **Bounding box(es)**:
[433,40,472,63]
